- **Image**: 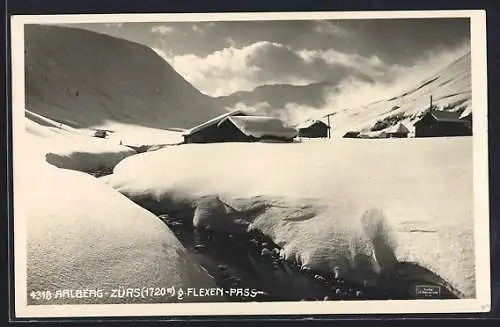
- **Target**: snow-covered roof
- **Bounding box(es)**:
[429,110,464,123]
[386,122,410,134]
[296,119,330,129]
[222,116,298,139]
[182,109,246,136]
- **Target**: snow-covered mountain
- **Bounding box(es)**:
[215,50,471,137]
[23,23,471,141]
[24,24,225,131]
[328,51,471,136]
[216,72,375,111]
[216,81,333,110]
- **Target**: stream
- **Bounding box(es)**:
[157,213,450,302]
[89,168,459,302]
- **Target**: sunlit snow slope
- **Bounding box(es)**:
[329,51,471,136]
[215,51,471,137]
[24,24,224,131]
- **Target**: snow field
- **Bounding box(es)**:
[104,137,475,298]
[20,159,220,304]
[25,117,137,172]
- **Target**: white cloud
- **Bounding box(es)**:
[151,34,470,115]
[225,37,236,47]
[151,25,176,35]
[192,25,205,34]
[298,48,388,77]
[153,40,386,96]
[313,21,350,37]
[380,41,471,93]
[104,23,123,28]
[278,43,471,125]
[153,46,261,96]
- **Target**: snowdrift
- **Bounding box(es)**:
[104,137,475,298]
[43,139,136,172]
[25,117,136,172]
[20,159,219,304]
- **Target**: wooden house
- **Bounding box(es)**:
[414,110,472,138]
[182,110,298,144]
[343,131,360,138]
[386,122,410,138]
[297,120,330,138]
[93,129,108,138]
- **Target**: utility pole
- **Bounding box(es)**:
[323,113,335,139]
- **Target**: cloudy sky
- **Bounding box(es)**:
[64,18,470,97]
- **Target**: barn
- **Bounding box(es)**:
[414,110,472,138]
[386,122,410,138]
[297,120,330,138]
[182,110,298,144]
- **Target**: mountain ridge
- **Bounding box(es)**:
[327,50,472,136]
[25,24,225,130]
[24,24,472,138]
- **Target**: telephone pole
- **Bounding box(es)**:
[323,113,335,139]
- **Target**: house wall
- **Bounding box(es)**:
[415,116,472,137]
[298,124,329,138]
[183,120,254,144]
[388,132,408,138]
[343,132,359,138]
[184,119,296,143]
[217,120,295,142]
[94,130,107,138]
[461,115,473,132]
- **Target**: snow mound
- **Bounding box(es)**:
[104,138,475,298]
[25,117,136,172]
[22,162,219,304]
[43,138,136,172]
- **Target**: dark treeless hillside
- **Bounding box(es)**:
[25,24,225,130]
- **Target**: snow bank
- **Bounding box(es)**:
[104,137,475,298]
[25,114,82,139]
[25,118,136,172]
[43,138,136,172]
[95,122,184,147]
[21,161,219,304]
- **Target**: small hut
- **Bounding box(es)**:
[93,129,108,138]
[297,120,330,138]
[343,131,360,138]
[386,122,410,138]
[414,110,471,137]
[182,110,297,144]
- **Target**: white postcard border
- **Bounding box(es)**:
[10,10,490,318]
